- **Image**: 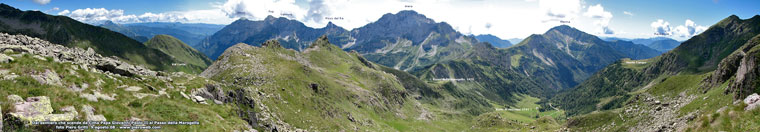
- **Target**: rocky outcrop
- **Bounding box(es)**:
[703,34,760,100]
[0,33,158,77]
[8,96,78,123]
[744,93,760,111]
[82,105,106,121]
[615,93,697,132]
[191,84,227,104]
[31,69,62,86]
[0,53,12,63]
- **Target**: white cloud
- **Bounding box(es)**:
[45,7,59,13]
[539,0,581,23]
[674,19,707,37]
[219,0,306,20]
[583,4,613,34]
[58,8,136,23]
[650,19,707,38]
[623,11,633,16]
[53,0,637,40]
[31,0,50,5]
[57,8,234,24]
[650,19,671,35]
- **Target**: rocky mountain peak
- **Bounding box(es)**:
[308,35,332,50]
[377,10,434,24]
[545,25,582,35]
[265,15,277,21]
[718,14,743,26]
[325,21,338,28]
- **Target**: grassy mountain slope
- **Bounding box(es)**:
[556,15,760,131]
[144,34,212,73]
[0,4,192,72]
[554,15,760,116]
[200,36,503,131]
[566,35,760,130]
[0,39,252,131]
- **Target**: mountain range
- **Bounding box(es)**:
[2,2,760,131]
[553,15,760,131]
[474,34,513,48]
[0,4,207,73]
[197,16,352,60]
[100,21,224,47]
[604,37,682,52]
[199,10,477,71]
[412,25,662,106]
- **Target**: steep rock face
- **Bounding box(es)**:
[704,34,760,99]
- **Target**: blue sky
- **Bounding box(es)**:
[2,0,758,41]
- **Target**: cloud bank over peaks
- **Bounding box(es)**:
[650,19,707,39]
[583,4,614,34]
[539,0,581,23]
[219,0,306,20]
[57,7,234,24]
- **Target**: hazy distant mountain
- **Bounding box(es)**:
[630,37,675,45]
[646,39,680,51]
[0,4,195,72]
[601,37,631,42]
[100,21,224,47]
[474,34,512,48]
[507,38,524,44]
[603,37,681,52]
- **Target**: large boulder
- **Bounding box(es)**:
[8,96,78,123]
[0,53,12,63]
[744,93,760,111]
[82,105,106,121]
[31,69,62,86]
